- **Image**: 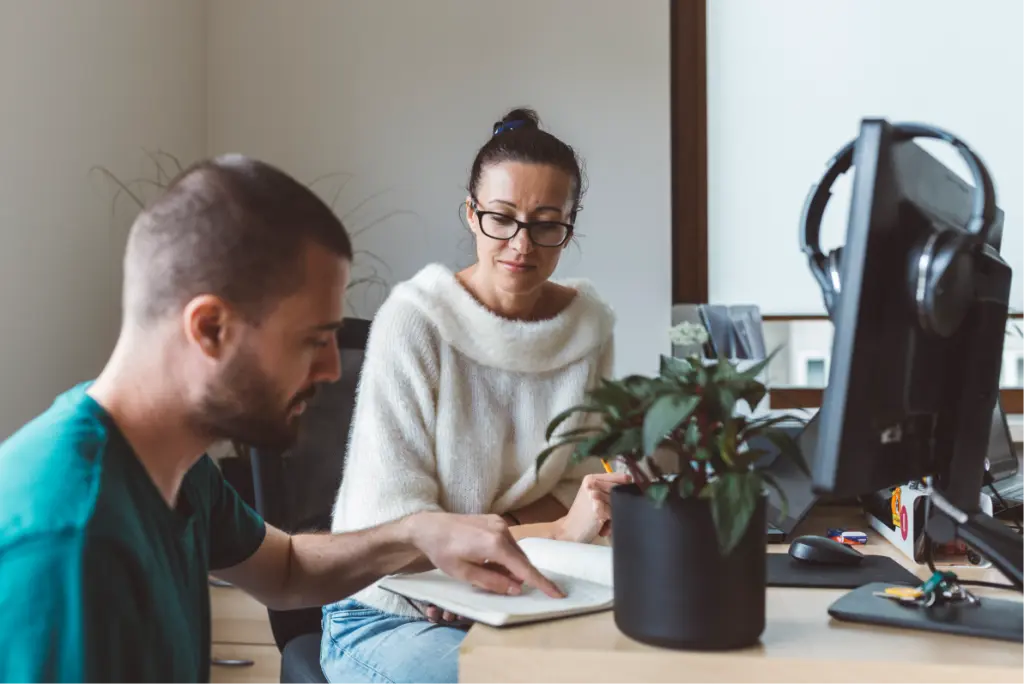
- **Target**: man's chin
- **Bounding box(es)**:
[229,423,300,453]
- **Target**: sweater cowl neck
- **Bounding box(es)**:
[389,263,615,374]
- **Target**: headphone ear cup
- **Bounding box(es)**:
[915,231,975,337]
[827,247,843,299]
[808,253,838,317]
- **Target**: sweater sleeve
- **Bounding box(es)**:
[549,334,616,510]
[331,298,444,532]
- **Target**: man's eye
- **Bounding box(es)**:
[309,337,333,349]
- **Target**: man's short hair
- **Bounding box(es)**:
[123,154,353,324]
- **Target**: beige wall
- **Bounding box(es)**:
[0,0,206,438]
[0,0,670,439]
[207,0,672,377]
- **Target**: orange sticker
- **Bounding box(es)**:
[891,487,902,527]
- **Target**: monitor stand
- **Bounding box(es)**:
[829,492,1023,642]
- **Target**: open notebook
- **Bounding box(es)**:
[378,538,614,627]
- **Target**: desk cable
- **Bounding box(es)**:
[922,494,1019,591]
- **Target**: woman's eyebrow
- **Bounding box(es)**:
[488,199,562,213]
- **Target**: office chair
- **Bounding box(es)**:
[249,318,371,683]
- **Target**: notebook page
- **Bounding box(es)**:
[378,570,612,626]
[518,538,613,587]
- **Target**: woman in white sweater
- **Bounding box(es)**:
[320,108,625,684]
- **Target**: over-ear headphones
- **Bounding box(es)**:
[799,122,997,337]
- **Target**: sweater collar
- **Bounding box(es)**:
[390,264,614,373]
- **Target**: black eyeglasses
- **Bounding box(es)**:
[471,201,574,248]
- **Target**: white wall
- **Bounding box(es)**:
[0,0,206,438]
[207,0,672,376]
[708,0,1024,313]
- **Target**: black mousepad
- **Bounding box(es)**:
[767,552,920,589]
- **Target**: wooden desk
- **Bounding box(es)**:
[460,507,1023,683]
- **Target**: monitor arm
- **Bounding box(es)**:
[927,488,1023,591]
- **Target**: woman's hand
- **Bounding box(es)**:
[555,473,632,543]
[425,605,465,625]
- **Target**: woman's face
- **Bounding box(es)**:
[466,161,575,295]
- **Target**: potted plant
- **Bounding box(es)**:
[537,322,807,650]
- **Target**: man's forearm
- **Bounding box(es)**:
[277,518,422,610]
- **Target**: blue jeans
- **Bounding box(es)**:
[320,599,468,683]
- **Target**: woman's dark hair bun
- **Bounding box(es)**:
[491,107,541,135]
[472,106,586,219]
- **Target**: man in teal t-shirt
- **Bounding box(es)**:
[0,157,560,682]
[0,384,265,682]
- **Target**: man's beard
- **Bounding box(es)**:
[190,345,315,452]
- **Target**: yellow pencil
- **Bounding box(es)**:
[600,459,614,473]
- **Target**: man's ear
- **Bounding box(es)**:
[182,295,236,359]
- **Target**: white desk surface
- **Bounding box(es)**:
[460,507,1023,683]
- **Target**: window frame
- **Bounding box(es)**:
[670,7,1022,412]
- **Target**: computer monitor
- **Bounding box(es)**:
[808,119,1022,641]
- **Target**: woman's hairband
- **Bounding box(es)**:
[492,120,527,136]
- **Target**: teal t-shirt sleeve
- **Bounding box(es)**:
[201,456,267,570]
[0,534,153,682]
[0,535,86,682]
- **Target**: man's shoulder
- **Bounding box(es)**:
[0,384,115,547]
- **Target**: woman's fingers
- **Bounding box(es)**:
[589,473,631,492]
[425,604,462,624]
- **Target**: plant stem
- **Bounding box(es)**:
[619,456,650,490]
[647,456,666,483]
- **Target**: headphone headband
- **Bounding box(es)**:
[800,121,996,267]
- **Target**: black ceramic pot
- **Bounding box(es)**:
[610,483,766,650]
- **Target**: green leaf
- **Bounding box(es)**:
[589,380,637,411]
[677,477,696,498]
[545,404,605,441]
[737,347,781,381]
[760,470,789,522]
[694,362,709,387]
[704,472,762,555]
[716,386,738,420]
[659,355,692,379]
[762,428,809,477]
[734,446,771,470]
[739,380,768,412]
[647,482,671,507]
[722,419,739,460]
[570,431,622,464]
[683,420,701,449]
[741,412,806,436]
[536,427,602,472]
[607,428,642,458]
[713,357,735,382]
[550,426,602,442]
[693,446,711,461]
[621,374,657,396]
[536,442,567,473]
[642,394,700,455]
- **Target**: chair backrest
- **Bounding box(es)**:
[249,317,371,650]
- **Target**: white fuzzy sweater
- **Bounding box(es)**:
[330,263,616,617]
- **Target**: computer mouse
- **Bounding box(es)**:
[788,535,863,566]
